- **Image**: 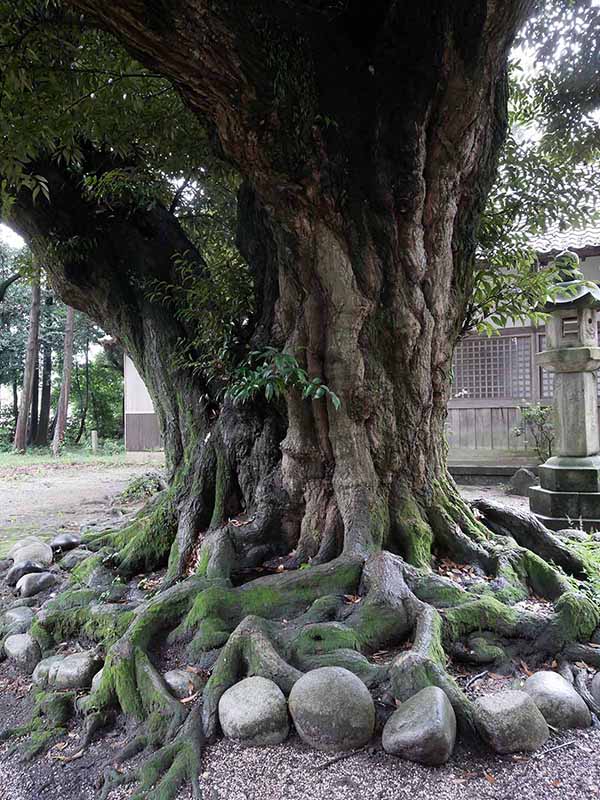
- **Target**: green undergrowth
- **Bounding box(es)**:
[117,471,164,504]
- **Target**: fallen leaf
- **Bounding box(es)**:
[484,772,496,784]
[181,691,200,704]
[520,660,534,677]
[551,780,561,788]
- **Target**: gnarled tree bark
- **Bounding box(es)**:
[6,4,600,800]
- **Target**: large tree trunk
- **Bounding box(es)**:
[13,277,40,452]
[7,4,600,798]
[59,0,527,563]
[52,305,75,456]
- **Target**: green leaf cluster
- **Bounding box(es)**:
[226,347,341,409]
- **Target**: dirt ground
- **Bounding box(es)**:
[1,470,600,800]
[0,457,162,557]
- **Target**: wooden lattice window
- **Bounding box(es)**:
[453,335,532,400]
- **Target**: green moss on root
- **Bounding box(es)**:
[290,621,359,658]
[393,492,433,569]
[31,589,135,652]
[442,595,519,641]
[555,591,600,642]
[85,492,178,576]
[177,558,362,651]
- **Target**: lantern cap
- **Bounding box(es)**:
[543,250,600,311]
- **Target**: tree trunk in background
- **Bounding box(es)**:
[27,361,39,445]
[12,375,18,428]
[74,344,90,443]
[13,278,40,452]
[10,155,284,578]
[52,305,75,456]
[34,338,52,446]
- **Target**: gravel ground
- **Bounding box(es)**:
[0,459,160,557]
[2,728,600,800]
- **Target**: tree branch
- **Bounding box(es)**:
[0,272,21,302]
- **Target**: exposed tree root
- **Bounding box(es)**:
[99,704,205,800]
[84,489,179,577]
[472,499,587,578]
[21,478,600,799]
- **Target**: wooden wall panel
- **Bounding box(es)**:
[475,409,492,448]
[490,408,509,450]
[459,409,476,449]
[446,409,460,448]
[125,413,162,452]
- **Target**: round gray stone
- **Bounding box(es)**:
[85,565,115,590]
[50,532,81,552]
[3,605,34,634]
[523,671,591,729]
[556,528,588,542]
[591,671,600,705]
[4,605,34,627]
[9,539,53,567]
[32,655,66,687]
[53,651,102,690]
[4,633,41,672]
[6,560,46,587]
[474,690,549,753]
[91,667,104,693]
[60,549,93,570]
[288,666,375,751]
[7,537,42,560]
[16,571,57,597]
[219,676,289,746]
[508,468,538,497]
[164,668,205,700]
[382,686,456,765]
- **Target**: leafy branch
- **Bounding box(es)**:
[227,347,341,409]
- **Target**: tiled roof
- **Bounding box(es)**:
[529,224,600,254]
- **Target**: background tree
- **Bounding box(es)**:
[13,270,40,452]
[34,295,54,445]
[0,242,29,442]
[51,304,75,455]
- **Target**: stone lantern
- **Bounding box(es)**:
[530,251,600,529]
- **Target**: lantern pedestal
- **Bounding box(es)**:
[528,252,600,530]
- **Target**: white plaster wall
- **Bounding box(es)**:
[124,355,156,414]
